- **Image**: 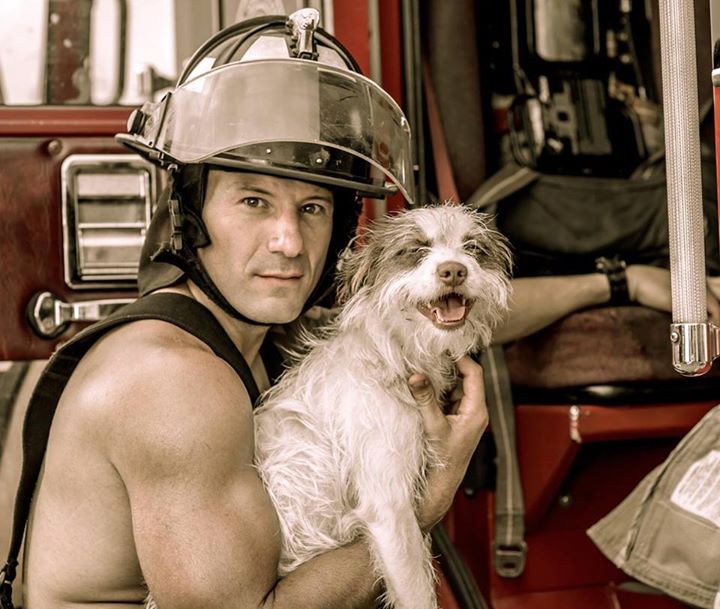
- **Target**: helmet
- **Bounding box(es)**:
[119,9,414,201]
[120,9,415,324]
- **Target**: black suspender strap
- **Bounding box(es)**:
[481,345,527,578]
[0,293,261,607]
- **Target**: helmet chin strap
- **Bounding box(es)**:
[155,166,273,327]
[151,244,273,327]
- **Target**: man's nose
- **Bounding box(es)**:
[437,261,467,287]
[268,211,304,257]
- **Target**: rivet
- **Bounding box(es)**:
[558,494,573,508]
[670,331,680,343]
[47,140,62,156]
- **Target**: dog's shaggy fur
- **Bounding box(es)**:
[253,205,511,609]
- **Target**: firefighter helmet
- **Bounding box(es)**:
[119,10,415,324]
[118,9,414,203]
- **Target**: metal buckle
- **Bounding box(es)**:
[0,562,17,609]
[0,560,17,583]
[0,581,14,609]
[493,541,527,578]
[168,196,184,253]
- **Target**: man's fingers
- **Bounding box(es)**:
[409,357,488,437]
[454,356,486,418]
[447,382,464,415]
[456,354,482,377]
[408,374,447,436]
[408,374,434,404]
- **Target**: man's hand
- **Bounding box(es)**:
[627,264,720,323]
[408,355,488,532]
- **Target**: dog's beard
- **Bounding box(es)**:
[338,264,509,364]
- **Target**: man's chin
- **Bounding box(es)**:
[235,300,305,326]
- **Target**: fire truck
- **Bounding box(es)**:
[0,1,719,608]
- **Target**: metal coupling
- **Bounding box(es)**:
[669,322,720,376]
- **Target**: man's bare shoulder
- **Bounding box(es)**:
[64,319,255,474]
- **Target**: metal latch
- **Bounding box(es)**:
[569,405,583,443]
[27,291,133,338]
[493,541,527,578]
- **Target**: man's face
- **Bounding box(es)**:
[197,170,334,324]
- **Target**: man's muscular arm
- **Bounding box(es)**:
[108,340,382,609]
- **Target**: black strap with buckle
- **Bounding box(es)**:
[481,346,528,579]
[492,541,528,578]
[1,293,271,607]
[595,255,631,305]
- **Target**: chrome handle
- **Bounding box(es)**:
[27,291,133,338]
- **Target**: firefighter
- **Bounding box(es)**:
[17,12,488,609]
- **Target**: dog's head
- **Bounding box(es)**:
[336,205,512,356]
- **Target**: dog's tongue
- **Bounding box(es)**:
[432,295,466,323]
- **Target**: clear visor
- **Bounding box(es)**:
[140,59,415,202]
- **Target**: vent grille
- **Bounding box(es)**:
[62,154,158,288]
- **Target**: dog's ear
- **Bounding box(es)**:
[335,235,380,304]
[469,210,514,278]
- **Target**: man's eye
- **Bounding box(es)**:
[241,197,267,208]
[301,203,329,215]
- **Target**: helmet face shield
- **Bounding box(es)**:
[132,59,415,203]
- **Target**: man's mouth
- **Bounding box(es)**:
[417,293,474,330]
[257,273,303,281]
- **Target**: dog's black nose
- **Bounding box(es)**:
[437,261,467,286]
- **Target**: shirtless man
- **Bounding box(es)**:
[19,13,488,609]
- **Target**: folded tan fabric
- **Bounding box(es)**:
[588,405,720,608]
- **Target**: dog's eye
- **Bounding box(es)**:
[397,241,430,260]
[463,241,484,257]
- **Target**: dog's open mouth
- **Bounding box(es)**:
[417,293,474,330]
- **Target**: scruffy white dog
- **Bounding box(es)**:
[254,204,512,609]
